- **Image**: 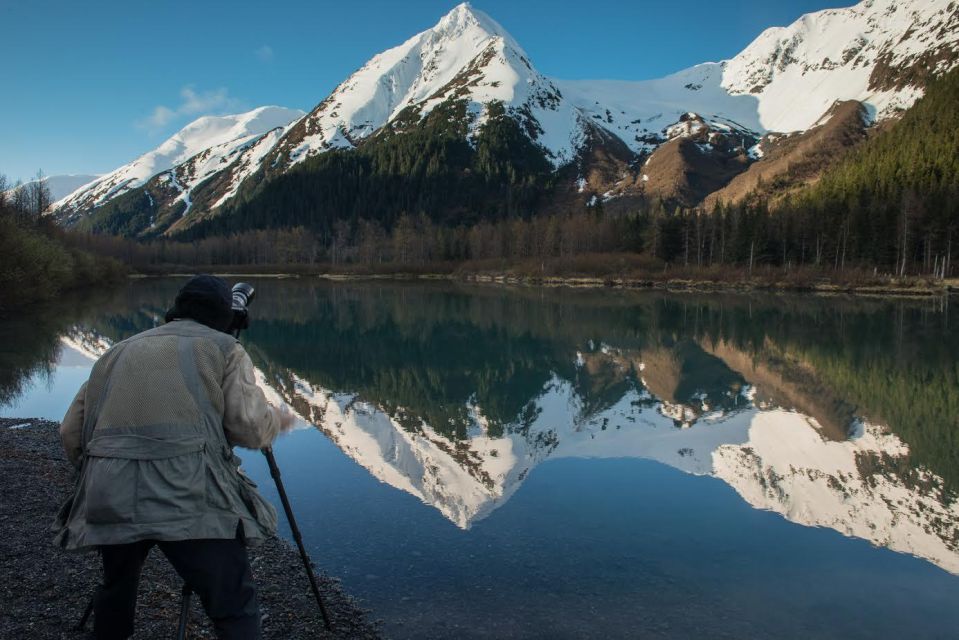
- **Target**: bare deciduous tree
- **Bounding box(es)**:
[0,173,9,213]
[24,170,52,218]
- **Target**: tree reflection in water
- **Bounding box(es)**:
[9,279,958,573]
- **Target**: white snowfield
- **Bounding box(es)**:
[53,0,958,221]
[721,0,957,131]
[53,106,305,215]
[208,125,296,210]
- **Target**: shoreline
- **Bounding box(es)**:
[321,272,956,297]
[0,419,381,639]
[131,270,956,299]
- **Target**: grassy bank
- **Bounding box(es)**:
[451,255,956,296]
[0,215,126,313]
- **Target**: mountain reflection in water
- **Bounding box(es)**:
[29,279,958,580]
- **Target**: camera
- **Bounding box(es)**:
[229,282,256,333]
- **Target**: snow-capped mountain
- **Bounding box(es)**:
[263,3,584,171]
[53,0,959,232]
[53,106,304,225]
[560,0,959,145]
[5,174,100,203]
[721,0,958,129]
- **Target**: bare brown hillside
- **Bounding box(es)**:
[643,137,752,209]
[703,101,869,208]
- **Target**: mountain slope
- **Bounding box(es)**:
[53,106,304,228]
[765,63,959,270]
[723,0,959,128]
[703,100,870,207]
[5,174,100,203]
[204,0,958,229]
[189,99,559,236]
[638,115,756,207]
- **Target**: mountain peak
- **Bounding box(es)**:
[263,0,575,170]
[432,2,506,39]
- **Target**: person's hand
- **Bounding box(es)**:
[275,405,296,433]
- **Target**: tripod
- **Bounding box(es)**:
[234,300,334,633]
[172,446,334,637]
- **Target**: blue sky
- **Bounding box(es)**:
[1,0,843,183]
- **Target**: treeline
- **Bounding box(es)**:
[69,211,639,271]
[0,172,125,312]
[72,197,954,281]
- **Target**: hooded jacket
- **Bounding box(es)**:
[55,319,281,550]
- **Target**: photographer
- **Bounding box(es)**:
[54,275,295,640]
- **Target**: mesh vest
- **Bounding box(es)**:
[54,320,277,550]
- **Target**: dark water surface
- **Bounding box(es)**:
[3,279,959,639]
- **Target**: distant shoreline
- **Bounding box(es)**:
[324,272,956,297]
[131,268,958,299]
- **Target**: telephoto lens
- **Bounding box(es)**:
[232,283,255,311]
[229,283,256,334]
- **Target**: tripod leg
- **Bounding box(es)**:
[263,447,333,630]
[78,549,103,631]
[76,593,96,631]
[176,583,192,640]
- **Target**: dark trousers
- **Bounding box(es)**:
[94,536,261,640]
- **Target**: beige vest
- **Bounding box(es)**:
[54,320,277,550]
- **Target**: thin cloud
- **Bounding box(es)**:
[255,45,274,62]
[137,86,242,132]
[143,105,176,128]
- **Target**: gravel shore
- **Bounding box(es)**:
[0,418,382,639]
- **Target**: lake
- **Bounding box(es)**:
[2,278,958,639]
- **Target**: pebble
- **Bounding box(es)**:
[0,418,382,639]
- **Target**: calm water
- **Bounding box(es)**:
[3,279,959,639]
